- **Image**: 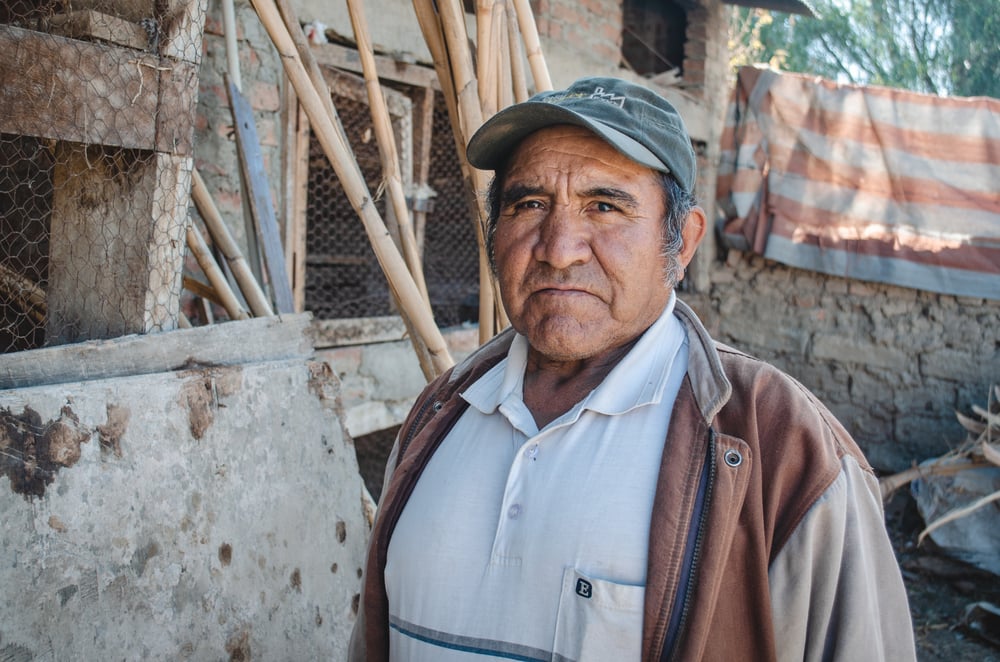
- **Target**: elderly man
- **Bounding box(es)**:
[349,77,915,661]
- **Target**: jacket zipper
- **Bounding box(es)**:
[396,394,441,467]
[660,428,717,661]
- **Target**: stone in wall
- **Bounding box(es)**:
[694,251,999,472]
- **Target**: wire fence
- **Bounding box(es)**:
[305,85,479,328]
[1,0,205,353]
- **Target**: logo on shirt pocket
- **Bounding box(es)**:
[575,578,593,599]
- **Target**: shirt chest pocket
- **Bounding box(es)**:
[553,567,645,662]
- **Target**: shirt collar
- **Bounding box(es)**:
[462,292,685,422]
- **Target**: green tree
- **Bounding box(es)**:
[729,0,1000,98]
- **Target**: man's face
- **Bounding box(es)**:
[493,125,675,364]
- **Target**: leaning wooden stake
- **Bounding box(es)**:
[414,0,510,342]
[273,0,438,380]
[250,0,454,378]
[186,222,251,321]
[345,0,430,302]
[505,0,529,102]
[191,168,274,318]
[512,0,552,91]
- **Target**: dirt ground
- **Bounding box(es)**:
[354,429,1000,660]
[885,490,1000,661]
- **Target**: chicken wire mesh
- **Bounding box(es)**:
[305,88,480,328]
[1,0,205,353]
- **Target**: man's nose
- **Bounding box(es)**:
[532,209,591,269]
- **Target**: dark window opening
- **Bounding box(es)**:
[622,0,687,76]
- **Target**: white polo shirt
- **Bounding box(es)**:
[384,295,689,661]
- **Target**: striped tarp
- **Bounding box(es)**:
[717,66,1000,300]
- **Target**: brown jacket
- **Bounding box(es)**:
[349,300,915,661]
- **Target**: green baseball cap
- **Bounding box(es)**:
[466,76,697,193]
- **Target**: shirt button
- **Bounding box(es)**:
[524,444,539,460]
[507,504,522,519]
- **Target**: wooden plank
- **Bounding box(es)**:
[0,25,159,148]
[311,315,408,348]
[311,41,440,89]
[0,313,315,390]
[46,150,190,345]
[279,71,309,312]
[290,100,311,312]
[46,9,150,50]
[159,0,208,64]
[227,79,295,314]
[155,57,199,155]
[412,86,435,255]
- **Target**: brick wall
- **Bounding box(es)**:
[533,0,623,69]
[194,0,284,255]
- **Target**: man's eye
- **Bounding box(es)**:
[513,199,544,211]
[594,201,619,212]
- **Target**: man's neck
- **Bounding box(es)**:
[522,338,639,428]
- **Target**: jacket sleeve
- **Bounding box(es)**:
[767,456,917,662]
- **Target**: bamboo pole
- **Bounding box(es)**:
[412,0,494,342]
[344,0,430,302]
[273,0,349,150]
[221,0,242,91]
[273,0,438,381]
[497,3,513,109]
[190,168,274,318]
[249,0,454,378]
[437,0,485,140]
[505,0,529,102]
[437,0,502,341]
[512,0,552,91]
[186,223,250,321]
[476,0,499,118]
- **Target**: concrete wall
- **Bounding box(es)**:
[0,317,369,660]
[317,321,480,438]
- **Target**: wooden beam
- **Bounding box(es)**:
[0,313,316,390]
[159,0,208,64]
[227,80,295,314]
[311,315,408,348]
[311,41,439,90]
[46,10,150,51]
[0,25,159,149]
[45,149,190,345]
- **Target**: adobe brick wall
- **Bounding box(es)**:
[685,252,999,473]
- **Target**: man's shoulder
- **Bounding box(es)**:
[710,337,873,473]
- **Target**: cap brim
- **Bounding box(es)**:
[466,103,670,175]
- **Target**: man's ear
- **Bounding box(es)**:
[678,207,707,268]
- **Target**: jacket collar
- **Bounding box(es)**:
[673,298,732,423]
[447,297,732,427]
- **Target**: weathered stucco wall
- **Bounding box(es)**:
[0,317,368,660]
[318,322,480,438]
[686,251,999,473]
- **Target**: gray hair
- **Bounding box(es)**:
[484,170,697,288]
